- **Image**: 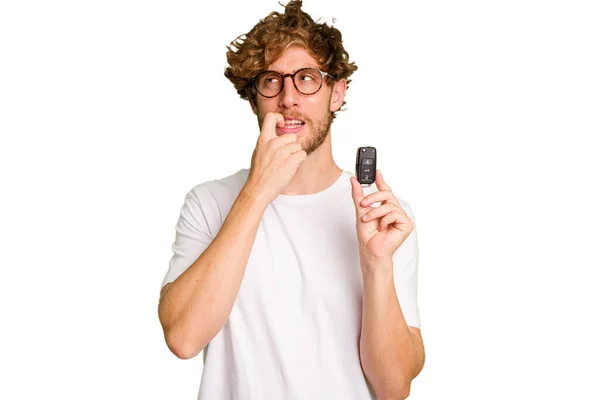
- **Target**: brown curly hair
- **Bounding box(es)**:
[224,0,358,118]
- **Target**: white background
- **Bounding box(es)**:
[1,0,599,399]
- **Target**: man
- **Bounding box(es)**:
[158,1,425,398]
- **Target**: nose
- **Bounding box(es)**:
[279,75,300,109]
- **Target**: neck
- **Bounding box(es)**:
[279,133,342,196]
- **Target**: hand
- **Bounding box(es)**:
[245,112,308,203]
[350,169,414,263]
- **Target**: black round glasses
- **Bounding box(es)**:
[252,67,331,98]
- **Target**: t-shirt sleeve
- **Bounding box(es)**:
[392,200,421,329]
[161,187,217,290]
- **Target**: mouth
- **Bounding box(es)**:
[277,116,306,135]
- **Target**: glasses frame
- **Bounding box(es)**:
[252,67,332,98]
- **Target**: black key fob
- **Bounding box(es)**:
[355,146,376,186]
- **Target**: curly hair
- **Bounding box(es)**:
[224,0,358,118]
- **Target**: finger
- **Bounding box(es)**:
[361,203,398,223]
[275,114,285,129]
[375,169,392,192]
[381,210,413,233]
[260,112,284,142]
[379,210,400,231]
[360,190,401,208]
[275,133,299,147]
[350,176,367,214]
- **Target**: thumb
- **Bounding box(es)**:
[350,176,366,216]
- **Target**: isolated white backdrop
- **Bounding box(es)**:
[1,0,599,399]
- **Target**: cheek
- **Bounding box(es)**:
[257,98,277,112]
[305,97,329,116]
[255,104,269,127]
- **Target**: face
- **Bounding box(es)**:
[251,46,347,155]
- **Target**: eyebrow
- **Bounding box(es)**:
[269,66,319,74]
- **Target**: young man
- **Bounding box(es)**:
[158,1,425,398]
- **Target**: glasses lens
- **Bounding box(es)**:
[294,68,323,95]
[256,71,282,97]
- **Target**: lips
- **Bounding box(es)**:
[277,116,306,135]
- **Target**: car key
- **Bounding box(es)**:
[355,146,376,186]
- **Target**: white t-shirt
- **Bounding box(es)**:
[161,168,421,400]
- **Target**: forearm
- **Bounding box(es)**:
[359,257,424,399]
[158,185,269,359]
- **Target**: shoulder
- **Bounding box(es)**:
[181,169,249,225]
[187,168,249,201]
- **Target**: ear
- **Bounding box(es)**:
[250,97,258,116]
[329,79,347,112]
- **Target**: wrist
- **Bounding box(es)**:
[360,255,393,278]
[241,182,272,208]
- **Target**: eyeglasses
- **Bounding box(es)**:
[252,67,331,98]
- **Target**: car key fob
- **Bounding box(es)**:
[355,146,376,186]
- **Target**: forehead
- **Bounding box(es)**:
[267,46,320,73]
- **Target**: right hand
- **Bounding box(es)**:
[246,112,308,203]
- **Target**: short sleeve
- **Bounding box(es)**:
[160,188,216,289]
[392,200,421,329]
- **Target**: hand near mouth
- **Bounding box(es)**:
[246,112,308,203]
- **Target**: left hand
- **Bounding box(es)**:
[350,169,414,261]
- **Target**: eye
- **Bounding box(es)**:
[265,76,281,84]
[258,72,282,86]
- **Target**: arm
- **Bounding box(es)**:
[158,184,269,360]
[159,113,306,360]
[349,171,424,399]
[359,257,425,400]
